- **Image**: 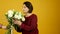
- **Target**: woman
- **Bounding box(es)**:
[13,1,39,34]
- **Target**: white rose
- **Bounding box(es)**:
[14,14,18,19]
[14,12,22,19]
[22,17,25,21]
[17,15,21,19]
[14,12,19,19]
[18,12,22,19]
[8,10,14,18]
[14,11,25,21]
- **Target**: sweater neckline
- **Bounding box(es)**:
[25,14,34,18]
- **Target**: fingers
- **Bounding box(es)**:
[12,18,19,24]
[2,26,7,29]
[13,19,17,24]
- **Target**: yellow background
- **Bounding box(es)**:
[0,0,60,34]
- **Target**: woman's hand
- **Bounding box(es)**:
[13,19,22,26]
[0,24,6,29]
[2,26,7,29]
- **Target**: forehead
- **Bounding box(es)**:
[23,4,26,7]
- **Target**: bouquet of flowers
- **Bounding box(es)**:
[5,9,25,34]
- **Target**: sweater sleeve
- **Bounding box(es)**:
[20,15,37,31]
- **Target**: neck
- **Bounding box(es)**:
[25,13,32,17]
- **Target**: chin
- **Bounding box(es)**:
[23,12,26,14]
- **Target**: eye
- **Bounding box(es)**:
[24,6,26,8]
[23,4,27,8]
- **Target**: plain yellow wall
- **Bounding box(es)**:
[0,0,60,34]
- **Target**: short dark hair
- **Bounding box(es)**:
[23,1,33,13]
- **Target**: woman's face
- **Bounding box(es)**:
[23,4,29,13]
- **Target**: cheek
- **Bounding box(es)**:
[25,8,29,12]
[23,7,29,13]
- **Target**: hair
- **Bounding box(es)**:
[23,1,33,13]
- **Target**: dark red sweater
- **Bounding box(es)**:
[20,14,38,34]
